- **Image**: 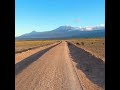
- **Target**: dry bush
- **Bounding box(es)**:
[76,42,80,45]
[81,42,84,45]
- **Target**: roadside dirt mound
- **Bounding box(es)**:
[68,42,105,90]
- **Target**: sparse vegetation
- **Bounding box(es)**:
[15,40,60,53]
[76,42,80,45]
[68,38,105,60]
[67,42,71,45]
[81,42,84,45]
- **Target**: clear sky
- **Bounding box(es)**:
[15,0,105,36]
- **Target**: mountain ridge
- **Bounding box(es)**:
[16,25,105,40]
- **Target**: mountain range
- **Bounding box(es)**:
[16,25,105,40]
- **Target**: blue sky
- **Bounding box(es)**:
[15,0,105,36]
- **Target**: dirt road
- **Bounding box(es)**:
[15,41,83,90]
[15,41,105,90]
[15,42,61,64]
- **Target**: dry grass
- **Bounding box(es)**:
[69,38,105,60]
[15,40,60,53]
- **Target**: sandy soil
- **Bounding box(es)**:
[15,41,105,90]
[70,41,105,62]
[15,42,61,64]
[68,42,105,90]
[75,45,105,62]
[15,41,83,90]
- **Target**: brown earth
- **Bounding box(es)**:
[15,41,105,90]
[15,42,61,64]
[69,39,105,62]
[67,42,105,90]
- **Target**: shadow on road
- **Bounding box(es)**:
[67,42,105,89]
[15,42,61,76]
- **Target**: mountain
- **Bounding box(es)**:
[16,26,105,40]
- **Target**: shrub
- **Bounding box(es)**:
[68,42,71,45]
[81,42,84,45]
[76,42,80,45]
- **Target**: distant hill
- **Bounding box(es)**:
[16,26,105,40]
